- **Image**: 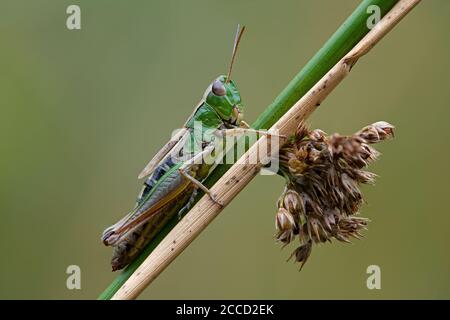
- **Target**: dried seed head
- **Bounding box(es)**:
[357,121,395,144]
[275,208,298,244]
[288,158,307,175]
[307,147,322,163]
[295,146,309,161]
[283,189,303,215]
[309,129,327,142]
[275,121,394,268]
[275,208,295,230]
[288,241,312,270]
[334,216,369,242]
[295,123,310,140]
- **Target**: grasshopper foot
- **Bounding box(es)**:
[266,131,287,139]
[209,193,224,207]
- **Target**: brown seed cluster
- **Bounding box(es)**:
[276,121,394,269]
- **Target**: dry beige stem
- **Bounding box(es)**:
[112,0,421,300]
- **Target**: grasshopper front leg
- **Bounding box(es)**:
[238,120,287,140]
[217,127,286,139]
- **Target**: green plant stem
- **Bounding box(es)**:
[98,0,398,300]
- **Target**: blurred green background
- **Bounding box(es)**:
[1,0,449,299]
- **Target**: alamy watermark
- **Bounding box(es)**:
[367,5,381,29]
[66,5,81,30]
[66,265,81,290]
[366,264,381,290]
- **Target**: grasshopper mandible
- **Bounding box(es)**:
[101,25,278,271]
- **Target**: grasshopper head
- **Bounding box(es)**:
[203,25,246,126]
[204,75,244,126]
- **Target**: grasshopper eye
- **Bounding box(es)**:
[212,80,226,96]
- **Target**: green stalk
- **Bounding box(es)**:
[98,0,398,300]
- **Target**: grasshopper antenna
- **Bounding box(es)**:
[226,24,246,83]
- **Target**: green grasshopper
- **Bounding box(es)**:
[101,25,277,271]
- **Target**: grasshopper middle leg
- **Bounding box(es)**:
[178,145,223,207]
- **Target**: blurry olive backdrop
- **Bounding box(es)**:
[1,0,449,299]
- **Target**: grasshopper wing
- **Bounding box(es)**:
[138,127,189,179]
[103,166,191,246]
[138,99,206,179]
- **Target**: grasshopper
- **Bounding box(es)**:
[101,25,277,271]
